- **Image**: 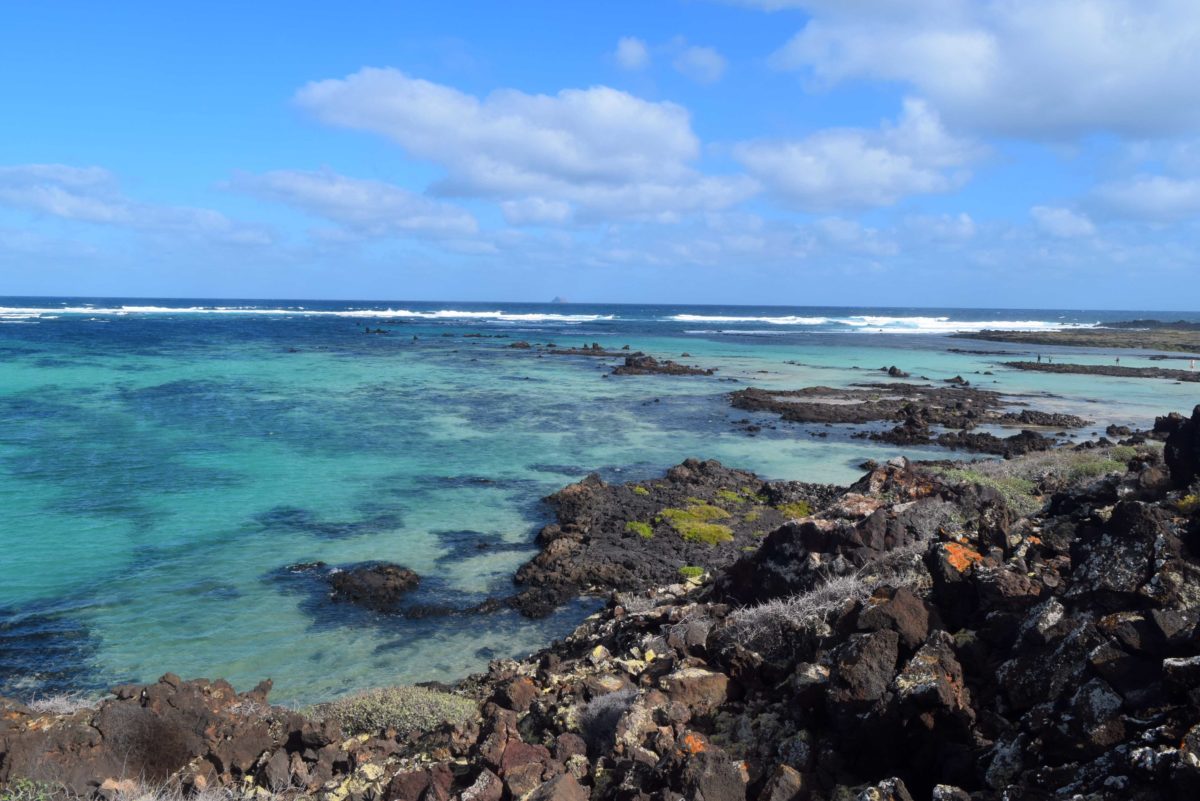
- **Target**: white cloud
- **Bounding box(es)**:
[230,168,478,237]
[614,36,650,70]
[764,0,1200,139]
[0,164,271,245]
[673,45,727,84]
[295,67,753,221]
[500,197,573,226]
[1091,174,1200,221]
[813,216,898,256]
[903,212,977,243]
[733,98,977,210]
[1031,205,1096,238]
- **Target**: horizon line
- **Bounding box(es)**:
[1,294,1198,315]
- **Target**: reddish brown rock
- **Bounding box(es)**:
[659,668,730,715]
[856,586,930,649]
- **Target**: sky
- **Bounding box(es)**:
[1,0,1199,309]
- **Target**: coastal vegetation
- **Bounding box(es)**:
[310,685,476,739]
[658,504,734,544]
[774,500,812,519]
[624,520,653,538]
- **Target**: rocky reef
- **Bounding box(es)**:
[3,408,1200,801]
[952,325,1200,353]
[731,383,1090,456]
[610,355,713,377]
[1003,361,1200,383]
[510,459,839,617]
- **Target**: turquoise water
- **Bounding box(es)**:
[1,299,1197,703]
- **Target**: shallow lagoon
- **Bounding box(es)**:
[1,300,1197,703]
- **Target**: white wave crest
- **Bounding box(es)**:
[0,305,614,323]
[837,316,1097,333]
[672,313,1097,334]
[670,314,832,325]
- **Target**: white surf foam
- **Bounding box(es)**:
[670,314,832,325]
[0,305,614,323]
[672,313,1098,334]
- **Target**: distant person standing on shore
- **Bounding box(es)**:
[1037,354,1041,363]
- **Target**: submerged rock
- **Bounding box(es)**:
[611,353,714,376]
[328,562,420,611]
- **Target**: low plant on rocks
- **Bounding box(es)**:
[313,685,477,738]
[0,779,62,801]
[900,499,964,540]
[774,500,812,518]
[932,467,1040,516]
[658,504,734,544]
[934,444,1141,511]
[726,574,875,654]
[578,687,637,755]
[26,693,98,716]
[727,545,925,656]
[624,521,653,539]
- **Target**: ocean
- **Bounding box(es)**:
[2,298,1198,704]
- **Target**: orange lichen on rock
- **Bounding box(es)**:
[678,731,709,754]
[943,542,983,572]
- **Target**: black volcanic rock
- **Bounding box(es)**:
[1162,404,1200,486]
[611,354,714,376]
[328,562,420,611]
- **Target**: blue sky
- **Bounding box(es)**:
[2,1,1199,308]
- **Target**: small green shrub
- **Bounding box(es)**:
[934,468,1040,516]
[775,501,812,518]
[744,508,763,523]
[659,504,734,545]
[678,565,705,579]
[676,521,734,544]
[1067,459,1125,480]
[625,521,653,539]
[715,489,745,505]
[632,485,650,496]
[315,686,477,738]
[662,504,730,522]
[1110,445,1137,461]
[0,780,61,801]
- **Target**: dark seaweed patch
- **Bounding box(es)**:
[254,506,404,540]
[0,603,105,698]
[432,529,535,566]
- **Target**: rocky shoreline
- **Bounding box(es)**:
[3,410,1200,800]
[731,383,1091,457]
[953,326,1200,354]
[539,344,718,377]
[1003,361,1200,382]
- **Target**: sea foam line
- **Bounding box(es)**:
[671,313,1098,333]
[0,306,614,323]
